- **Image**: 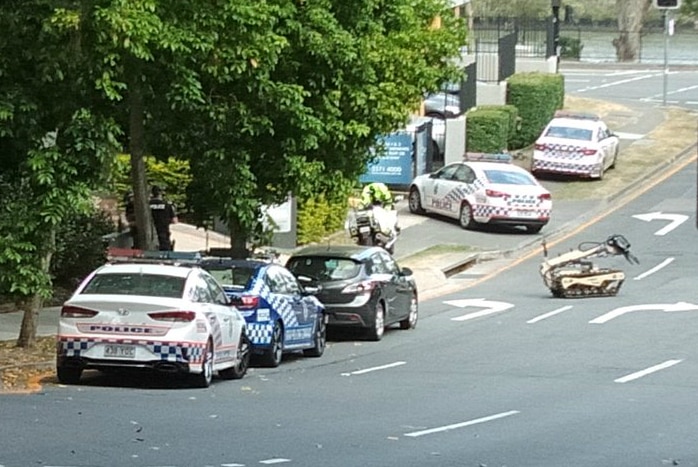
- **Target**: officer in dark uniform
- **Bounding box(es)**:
[149,185,178,251]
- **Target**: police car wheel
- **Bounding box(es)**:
[303,315,327,358]
[57,365,82,385]
[367,302,385,341]
[399,294,418,330]
[220,333,251,380]
[261,322,284,367]
[459,203,476,230]
[190,339,214,388]
[408,187,425,214]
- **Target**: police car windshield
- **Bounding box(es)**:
[82,273,185,298]
[287,256,361,282]
[545,126,593,141]
[484,169,536,186]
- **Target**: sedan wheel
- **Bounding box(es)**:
[408,187,425,214]
[303,315,327,358]
[56,365,82,385]
[367,302,385,341]
[399,294,418,330]
[219,333,250,380]
[191,339,213,388]
[260,322,283,367]
[459,202,476,230]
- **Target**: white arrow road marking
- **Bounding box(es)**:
[615,359,683,383]
[634,257,674,280]
[527,305,573,324]
[632,211,689,236]
[445,298,515,321]
[590,302,698,324]
[404,410,520,438]
[341,361,406,376]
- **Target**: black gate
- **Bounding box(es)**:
[498,32,516,82]
[459,62,477,112]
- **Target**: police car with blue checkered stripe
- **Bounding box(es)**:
[200,256,327,367]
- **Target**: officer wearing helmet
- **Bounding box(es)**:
[359,182,394,210]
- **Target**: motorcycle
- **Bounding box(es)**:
[345,204,399,254]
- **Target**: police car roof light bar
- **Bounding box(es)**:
[553,110,600,121]
[106,247,202,265]
[463,152,512,163]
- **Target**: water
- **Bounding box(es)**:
[565,29,698,65]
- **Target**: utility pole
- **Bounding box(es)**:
[551,0,561,72]
[652,0,681,106]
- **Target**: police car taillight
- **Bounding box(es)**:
[236,295,259,310]
[539,193,552,201]
[534,143,547,151]
[61,306,98,318]
[581,148,598,156]
[342,280,376,294]
[485,189,509,199]
[148,311,196,322]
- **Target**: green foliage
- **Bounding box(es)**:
[474,104,520,149]
[559,36,584,60]
[466,108,510,153]
[506,72,564,149]
[51,208,115,290]
[297,192,350,245]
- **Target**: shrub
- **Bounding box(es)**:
[466,108,511,153]
[506,72,564,149]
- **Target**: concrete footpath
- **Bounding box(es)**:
[0,97,694,342]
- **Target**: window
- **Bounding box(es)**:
[82,273,185,298]
[287,256,361,282]
[484,169,536,186]
[202,273,229,305]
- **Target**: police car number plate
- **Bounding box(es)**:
[513,210,535,218]
[104,344,135,358]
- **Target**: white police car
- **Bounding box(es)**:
[408,154,552,233]
[200,257,327,368]
[56,251,250,388]
[532,110,620,179]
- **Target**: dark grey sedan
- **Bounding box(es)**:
[286,245,418,341]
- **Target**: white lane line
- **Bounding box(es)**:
[576,73,660,93]
[222,463,245,467]
[260,459,292,465]
[341,361,406,376]
[404,410,520,438]
[526,306,573,324]
[614,359,683,383]
[633,257,675,280]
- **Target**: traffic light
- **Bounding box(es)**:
[653,0,681,9]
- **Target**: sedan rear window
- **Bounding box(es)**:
[484,169,536,186]
[205,266,255,290]
[287,256,361,282]
[82,273,185,298]
[545,126,593,141]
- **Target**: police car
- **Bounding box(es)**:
[531,110,620,179]
[56,250,250,388]
[199,256,327,368]
[408,154,552,233]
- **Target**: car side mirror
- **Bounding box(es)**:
[400,267,413,276]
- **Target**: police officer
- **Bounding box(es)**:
[149,185,178,251]
[359,182,394,210]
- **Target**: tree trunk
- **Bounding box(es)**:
[128,61,156,251]
[614,0,651,62]
[227,215,250,259]
[16,228,55,348]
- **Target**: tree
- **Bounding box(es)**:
[180,0,468,257]
[613,0,651,62]
[0,0,121,347]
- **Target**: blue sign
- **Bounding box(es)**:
[360,132,413,185]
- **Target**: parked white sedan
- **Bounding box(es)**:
[408,157,552,233]
[531,111,620,179]
[56,261,250,388]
